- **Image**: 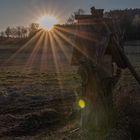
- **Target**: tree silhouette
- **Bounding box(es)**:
[5,27,11,38]
[74,8,85,15]
[10,28,17,38]
[21,27,28,38]
[29,23,39,37]
[106,8,140,40]
[67,8,85,24]
[17,26,22,38]
[0,32,5,38]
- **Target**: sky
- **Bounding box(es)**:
[0,0,140,31]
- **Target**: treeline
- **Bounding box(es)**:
[66,8,140,41]
[1,8,140,44]
[105,8,140,41]
[0,23,39,45]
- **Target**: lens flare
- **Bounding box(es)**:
[78,99,86,109]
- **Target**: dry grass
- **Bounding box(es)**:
[0,43,140,139]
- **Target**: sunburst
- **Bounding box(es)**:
[38,15,58,31]
[2,9,95,90]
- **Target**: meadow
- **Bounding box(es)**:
[0,44,83,139]
[0,42,139,139]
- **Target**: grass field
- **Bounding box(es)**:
[0,44,83,140]
[0,42,140,139]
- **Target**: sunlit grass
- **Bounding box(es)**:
[1,20,98,90]
[49,31,63,90]
[25,31,45,71]
[4,30,43,65]
[52,31,72,63]
[40,32,49,71]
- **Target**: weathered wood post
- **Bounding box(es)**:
[55,6,140,140]
[71,7,128,140]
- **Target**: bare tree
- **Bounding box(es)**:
[29,23,39,37]
[17,26,22,38]
[67,14,75,24]
[74,8,85,15]
[10,28,17,38]
[67,8,85,24]
[29,23,39,32]
[5,27,11,38]
[0,32,5,38]
[21,27,28,38]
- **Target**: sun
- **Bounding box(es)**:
[39,16,58,30]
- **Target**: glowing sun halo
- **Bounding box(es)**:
[39,16,58,30]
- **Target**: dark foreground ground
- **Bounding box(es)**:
[0,42,140,140]
[0,44,82,140]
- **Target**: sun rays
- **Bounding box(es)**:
[1,19,98,91]
[3,24,94,72]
